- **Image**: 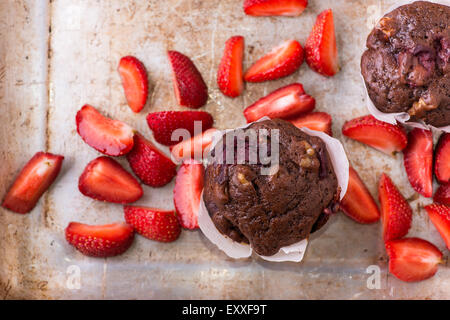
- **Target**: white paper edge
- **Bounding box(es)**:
[198,117,349,262]
[363,0,450,133]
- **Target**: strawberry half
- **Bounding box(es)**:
[2,152,64,214]
[425,203,450,250]
[243,0,308,17]
[170,128,218,164]
[379,173,412,242]
[168,50,208,109]
[126,133,177,187]
[403,128,433,198]
[434,183,450,206]
[76,105,134,156]
[173,159,204,229]
[244,39,304,82]
[65,222,134,257]
[305,9,339,76]
[434,133,450,184]
[124,206,181,242]
[79,156,143,204]
[340,167,380,224]
[386,238,443,282]
[118,56,149,113]
[342,115,407,155]
[287,111,332,135]
[217,35,245,98]
[146,111,214,146]
[243,83,315,123]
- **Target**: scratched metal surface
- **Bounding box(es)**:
[0,0,448,299]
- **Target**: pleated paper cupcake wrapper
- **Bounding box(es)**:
[364,0,450,133]
[197,118,350,262]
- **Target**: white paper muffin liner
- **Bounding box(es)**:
[363,0,450,133]
[197,118,349,262]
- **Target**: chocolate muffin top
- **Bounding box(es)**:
[203,119,339,257]
[361,1,450,127]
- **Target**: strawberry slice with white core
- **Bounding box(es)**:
[386,238,443,282]
[76,105,134,156]
[342,115,407,155]
[2,152,64,214]
[65,222,134,258]
[170,128,218,164]
[403,128,433,198]
[340,167,380,224]
[217,36,245,97]
[425,203,450,250]
[244,39,304,82]
[173,159,205,229]
[244,0,308,17]
[243,83,315,123]
[287,111,332,135]
[78,156,143,204]
[305,9,339,76]
[378,173,412,242]
[118,56,148,113]
[434,133,450,184]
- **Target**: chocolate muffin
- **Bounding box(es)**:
[361,1,450,127]
[203,119,339,257]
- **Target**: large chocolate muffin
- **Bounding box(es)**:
[203,119,339,257]
[361,1,450,127]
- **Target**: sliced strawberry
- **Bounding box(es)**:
[173,159,204,229]
[386,238,443,282]
[305,9,339,76]
[65,222,134,257]
[244,39,304,82]
[243,83,315,123]
[170,128,218,163]
[118,56,148,113]
[434,133,450,184]
[76,105,134,156]
[146,111,213,146]
[403,128,433,198]
[379,173,413,242]
[244,0,308,16]
[217,35,245,98]
[340,167,380,224]
[342,115,408,155]
[287,111,332,135]
[2,152,64,214]
[124,206,181,242]
[79,156,143,203]
[167,50,208,109]
[434,183,450,206]
[425,203,450,250]
[126,133,177,187]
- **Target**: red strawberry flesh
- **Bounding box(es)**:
[434,133,450,184]
[425,203,450,250]
[434,183,450,206]
[118,56,149,113]
[244,0,308,16]
[170,128,218,163]
[217,36,245,97]
[287,111,332,135]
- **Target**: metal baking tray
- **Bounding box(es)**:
[0,0,448,299]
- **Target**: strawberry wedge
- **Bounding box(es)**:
[66,222,134,257]
[342,115,407,155]
[244,0,308,17]
[287,111,332,135]
[170,128,218,163]
[118,56,148,113]
[76,105,134,156]
[425,203,450,250]
[244,39,304,82]
[379,173,412,242]
[217,36,245,98]
[79,156,143,204]
[434,183,450,206]
[386,238,443,282]
[305,9,339,76]
[2,152,64,214]
[243,83,315,123]
[434,133,450,184]
[173,159,205,229]
[340,167,380,224]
